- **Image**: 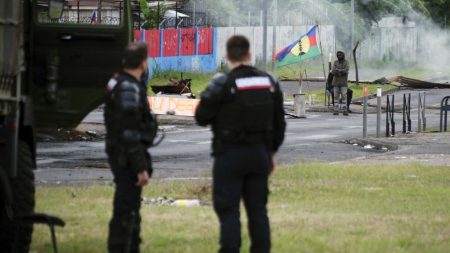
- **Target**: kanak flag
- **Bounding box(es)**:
[275,25,321,67]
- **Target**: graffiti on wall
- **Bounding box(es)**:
[134,27,217,75]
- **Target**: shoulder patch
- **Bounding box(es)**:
[235,76,272,91]
[107,77,118,92]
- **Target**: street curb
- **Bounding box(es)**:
[346,138,399,151]
[156,115,196,125]
[352,86,402,103]
[306,106,378,114]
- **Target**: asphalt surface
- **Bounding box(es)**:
[35,103,449,184]
[35,72,450,184]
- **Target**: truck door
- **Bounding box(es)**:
[31,0,131,128]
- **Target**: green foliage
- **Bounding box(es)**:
[139,0,167,30]
[424,0,450,27]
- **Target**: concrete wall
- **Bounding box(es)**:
[359,17,418,63]
[144,20,421,76]
[216,25,336,66]
[147,28,218,78]
[147,25,337,76]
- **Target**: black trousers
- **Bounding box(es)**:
[327,86,353,108]
[107,154,142,253]
[213,145,271,253]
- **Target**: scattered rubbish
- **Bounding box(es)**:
[159,125,176,132]
[373,77,390,84]
[142,196,174,206]
[151,78,196,98]
[280,75,450,89]
[406,174,417,179]
[86,131,98,137]
[171,199,200,207]
[389,76,450,89]
[142,196,202,207]
[345,138,398,151]
[362,187,383,192]
[363,144,374,149]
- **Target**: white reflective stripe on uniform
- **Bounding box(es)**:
[235,76,271,90]
[107,78,118,92]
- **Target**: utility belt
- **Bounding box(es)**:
[215,129,270,145]
[212,130,271,155]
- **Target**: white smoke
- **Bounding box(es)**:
[190,0,450,78]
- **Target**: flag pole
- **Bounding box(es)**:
[317,24,328,106]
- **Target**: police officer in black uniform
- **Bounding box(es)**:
[104,42,156,253]
[195,35,286,253]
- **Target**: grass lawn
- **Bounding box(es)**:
[31,163,450,253]
[146,63,450,99]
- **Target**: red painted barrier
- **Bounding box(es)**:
[163,29,179,56]
[181,28,196,56]
[145,30,160,57]
[197,28,213,55]
[134,28,214,57]
[133,30,142,41]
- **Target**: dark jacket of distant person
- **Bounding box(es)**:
[331,51,349,87]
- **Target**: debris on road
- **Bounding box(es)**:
[280,75,450,89]
[151,78,196,98]
[86,131,98,137]
[346,138,398,151]
[171,199,201,207]
[37,128,104,142]
[142,196,174,206]
[142,196,206,207]
[363,144,374,149]
[389,76,450,89]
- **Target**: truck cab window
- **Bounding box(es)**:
[35,0,124,26]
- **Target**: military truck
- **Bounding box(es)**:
[0,0,133,251]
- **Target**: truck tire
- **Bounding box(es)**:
[0,141,35,253]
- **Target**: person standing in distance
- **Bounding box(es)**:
[104,42,156,253]
[332,51,350,116]
[195,35,286,253]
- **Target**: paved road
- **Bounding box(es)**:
[35,105,447,184]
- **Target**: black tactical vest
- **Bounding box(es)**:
[214,66,275,144]
[104,72,157,150]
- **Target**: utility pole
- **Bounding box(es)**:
[351,0,355,54]
[445,15,448,37]
[97,0,102,24]
[271,0,277,73]
[262,0,268,71]
[193,2,196,27]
